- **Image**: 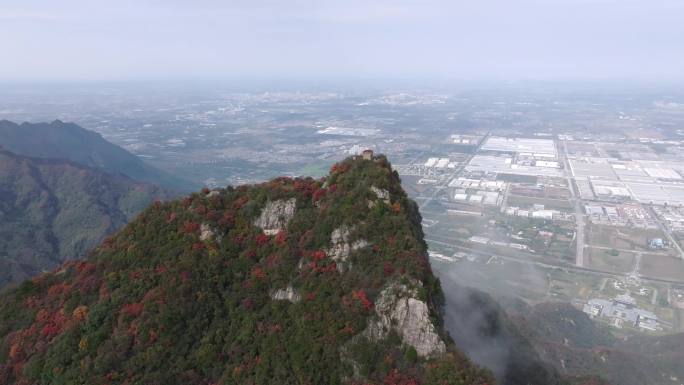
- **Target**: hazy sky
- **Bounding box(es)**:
[1,0,683,82]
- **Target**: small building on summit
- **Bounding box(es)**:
[362,149,374,160]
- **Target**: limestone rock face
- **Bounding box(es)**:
[327,226,368,272]
[254,198,296,235]
[270,285,301,303]
[370,185,390,204]
[365,281,446,357]
[199,223,215,241]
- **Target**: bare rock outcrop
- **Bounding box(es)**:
[199,223,215,241]
[370,185,390,203]
[270,285,301,303]
[327,226,368,272]
[364,281,446,357]
[253,198,296,235]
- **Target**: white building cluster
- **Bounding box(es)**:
[583,294,660,331]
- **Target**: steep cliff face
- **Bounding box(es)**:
[0,155,492,385]
[253,197,297,235]
[327,225,369,272]
[365,280,446,357]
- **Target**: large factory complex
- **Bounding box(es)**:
[397,133,684,334]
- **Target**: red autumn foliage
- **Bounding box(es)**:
[274,230,288,245]
[47,283,71,297]
[218,211,235,227]
[41,323,60,338]
[182,221,200,235]
[129,270,144,280]
[206,210,219,221]
[352,290,374,311]
[307,259,337,274]
[121,302,144,318]
[241,297,254,310]
[383,262,395,276]
[194,204,207,215]
[312,188,327,202]
[201,187,211,195]
[75,261,97,274]
[310,250,326,261]
[192,242,205,250]
[8,343,21,361]
[328,184,338,193]
[251,266,266,280]
[24,296,40,309]
[317,262,337,273]
[383,369,419,385]
[35,309,50,323]
[255,233,270,246]
[391,202,402,213]
[182,197,193,208]
[244,249,257,259]
[102,236,116,249]
[330,163,350,174]
[73,274,100,293]
[155,265,167,274]
[232,196,249,210]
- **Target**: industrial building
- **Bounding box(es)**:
[583,294,660,331]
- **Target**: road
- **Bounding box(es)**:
[560,139,585,267]
[425,235,684,286]
[585,244,669,256]
[499,182,512,213]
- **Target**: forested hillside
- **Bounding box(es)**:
[0,148,168,289]
[0,155,493,385]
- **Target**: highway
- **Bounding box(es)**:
[425,235,684,286]
[560,139,585,267]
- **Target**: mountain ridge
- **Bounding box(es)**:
[0,147,169,289]
[0,120,193,191]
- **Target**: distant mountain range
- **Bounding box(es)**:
[0,148,170,289]
[0,120,193,191]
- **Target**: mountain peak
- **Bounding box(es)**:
[0,155,493,385]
